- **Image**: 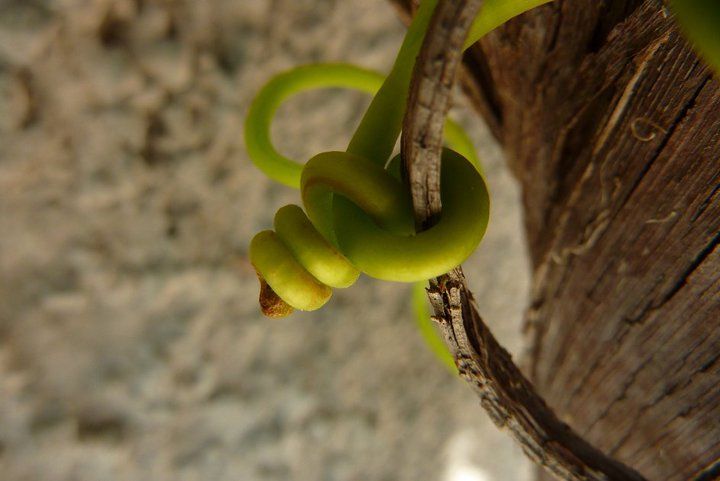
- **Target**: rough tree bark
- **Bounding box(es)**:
[394,1,720,480]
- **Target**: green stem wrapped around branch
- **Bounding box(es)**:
[244,0,549,344]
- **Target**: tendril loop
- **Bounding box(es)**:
[246,64,488,316]
[245,0,553,317]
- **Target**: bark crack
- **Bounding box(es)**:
[691,180,720,223]
[652,231,720,311]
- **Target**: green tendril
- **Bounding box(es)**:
[244,0,552,367]
[244,64,480,188]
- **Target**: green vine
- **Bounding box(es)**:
[245,0,548,366]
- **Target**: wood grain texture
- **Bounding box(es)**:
[394,1,720,480]
[403,1,649,480]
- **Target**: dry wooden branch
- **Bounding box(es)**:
[400,1,650,480]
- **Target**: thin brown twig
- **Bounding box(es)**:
[400,1,649,480]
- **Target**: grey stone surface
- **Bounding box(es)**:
[0,1,531,480]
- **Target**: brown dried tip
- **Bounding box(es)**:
[256,271,294,318]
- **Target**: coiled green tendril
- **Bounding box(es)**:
[245,0,552,320]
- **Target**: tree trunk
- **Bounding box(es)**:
[393,1,719,480]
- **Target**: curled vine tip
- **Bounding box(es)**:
[250,228,334,312]
[243,0,555,366]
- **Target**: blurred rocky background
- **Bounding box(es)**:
[0,0,531,480]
